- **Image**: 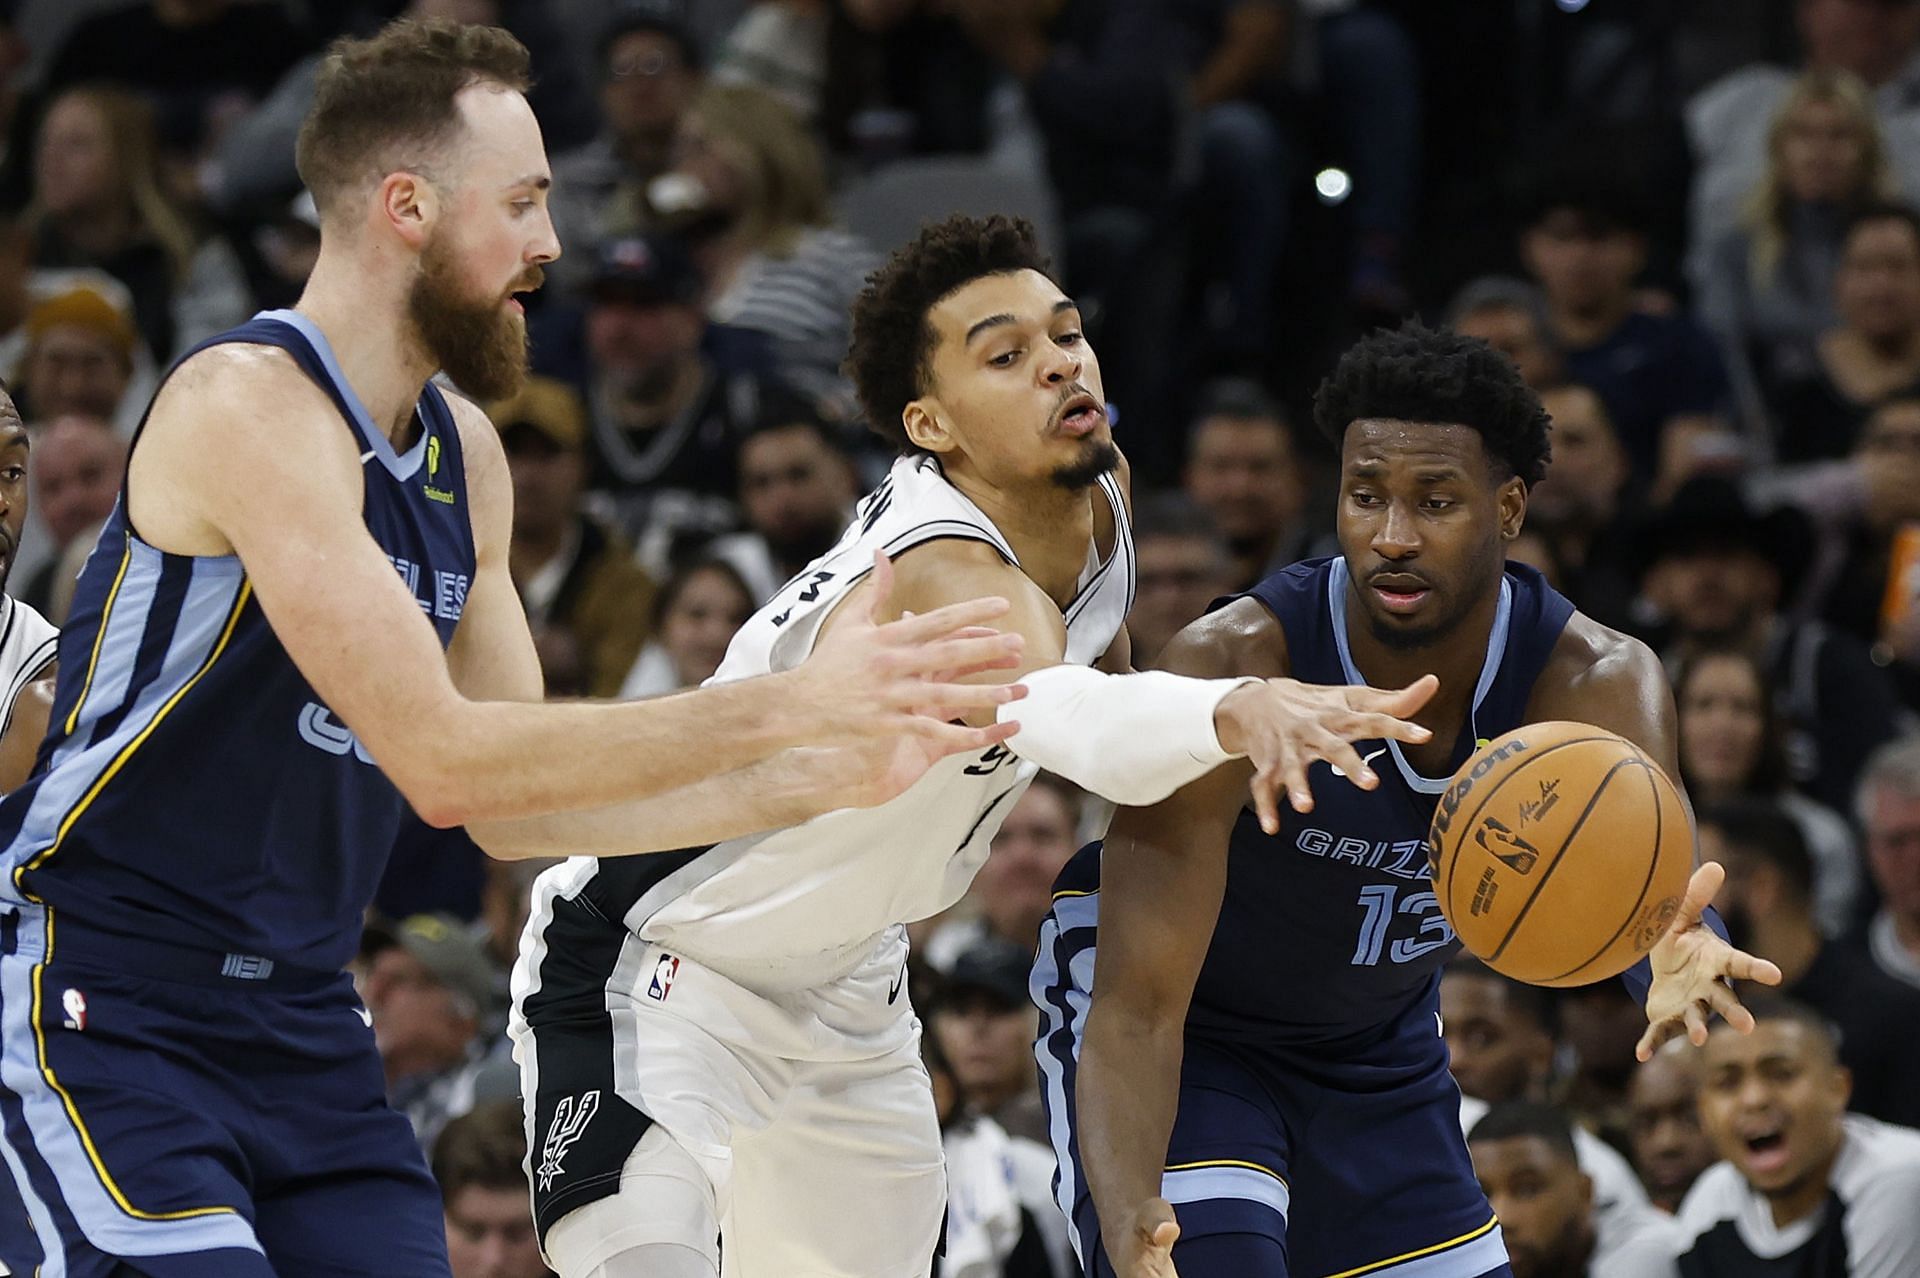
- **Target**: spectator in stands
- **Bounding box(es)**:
[662,83,878,389]
[711,402,858,601]
[18,414,122,618]
[1855,737,1920,994]
[1628,1048,1716,1215]
[29,85,249,361]
[1447,276,1564,391]
[1181,379,1312,590]
[1679,996,1920,1275]
[580,233,767,551]
[1520,175,1731,491]
[490,376,655,699]
[1697,70,1893,435]
[712,0,831,122]
[925,773,1083,972]
[1531,383,1640,632]
[1126,493,1235,668]
[1558,979,1650,1166]
[16,285,137,426]
[831,0,1015,161]
[616,557,754,698]
[1468,1101,1685,1278]
[363,914,500,1150]
[1638,476,1904,812]
[1676,651,1864,935]
[1698,797,1920,1129]
[1688,0,1920,276]
[924,1021,1071,1278]
[1441,957,1653,1232]
[432,1102,552,1278]
[1766,204,1920,461]
[548,2,701,296]
[931,937,1048,1147]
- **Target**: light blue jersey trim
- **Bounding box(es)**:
[1162,1164,1291,1220]
[1328,558,1512,795]
[256,309,428,481]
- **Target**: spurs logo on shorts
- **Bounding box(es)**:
[537,1091,602,1191]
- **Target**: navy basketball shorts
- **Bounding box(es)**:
[1032,889,1512,1278]
[0,904,451,1277]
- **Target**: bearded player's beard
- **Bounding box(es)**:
[407,233,538,402]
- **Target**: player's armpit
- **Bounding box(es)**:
[0,668,55,793]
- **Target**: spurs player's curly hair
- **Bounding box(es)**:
[844,214,1053,453]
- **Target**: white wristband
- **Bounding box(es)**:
[995,665,1259,805]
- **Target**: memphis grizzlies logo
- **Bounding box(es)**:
[537,1091,602,1191]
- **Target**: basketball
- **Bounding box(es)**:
[1427,721,1693,987]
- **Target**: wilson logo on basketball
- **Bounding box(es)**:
[1474,817,1539,875]
[1429,737,1531,842]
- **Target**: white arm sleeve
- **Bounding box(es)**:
[996,664,1257,805]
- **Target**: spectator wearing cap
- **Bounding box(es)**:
[1447,276,1566,391]
[432,1101,551,1278]
[1520,174,1733,492]
[1638,476,1904,812]
[932,937,1047,1146]
[1181,379,1315,591]
[661,83,880,391]
[17,285,138,427]
[708,397,858,602]
[1126,493,1236,669]
[547,1,703,297]
[18,414,124,623]
[488,375,656,698]
[581,232,772,557]
[363,913,504,1150]
[1766,204,1920,463]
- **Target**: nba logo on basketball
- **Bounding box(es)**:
[647,954,680,1002]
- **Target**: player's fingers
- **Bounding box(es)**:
[883,595,1015,643]
[1281,749,1314,814]
[1351,674,1439,723]
[1705,982,1755,1035]
[1320,737,1377,790]
[1718,947,1785,987]
[1344,710,1429,747]
[1684,1000,1711,1047]
[1250,765,1283,835]
[1634,1022,1662,1062]
[1673,862,1726,932]
[917,717,1019,756]
[894,680,1025,716]
[897,632,1027,677]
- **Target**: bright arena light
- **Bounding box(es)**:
[1556,0,1590,11]
[1315,167,1353,205]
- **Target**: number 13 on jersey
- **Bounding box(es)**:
[1351,884,1455,966]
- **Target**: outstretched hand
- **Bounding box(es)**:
[1637,861,1784,1061]
[1215,674,1440,834]
[1113,1198,1181,1278]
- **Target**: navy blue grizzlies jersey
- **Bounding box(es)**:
[0,309,476,974]
[1189,555,1575,1045]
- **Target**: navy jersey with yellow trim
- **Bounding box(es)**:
[0,310,476,973]
[1187,556,1575,1045]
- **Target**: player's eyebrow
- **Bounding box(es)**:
[966,298,1078,346]
[508,174,552,192]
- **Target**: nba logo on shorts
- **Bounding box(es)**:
[647,954,680,1002]
[61,988,87,1032]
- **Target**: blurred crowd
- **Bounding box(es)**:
[5,0,1920,1274]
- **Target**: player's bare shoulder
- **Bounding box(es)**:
[129,341,362,556]
[1536,612,1664,706]
[435,385,511,550]
[1155,596,1290,681]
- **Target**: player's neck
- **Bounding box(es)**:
[1768,1143,1842,1228]
[947,467,1096,607]
[294,258,441,447]
[1342,585,1500,734]
[1549,292,1632,350]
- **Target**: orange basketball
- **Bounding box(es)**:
[1427,721,1693,987]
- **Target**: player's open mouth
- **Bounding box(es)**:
[1740,1126,1790,1175]
[1054,394,1103,438]
[505,294,526,315]
[1369,574,1431,612]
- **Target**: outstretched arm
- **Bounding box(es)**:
[1526,618,1781,1058]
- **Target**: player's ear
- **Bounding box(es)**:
[903,399,955,456]
[379,171,435,249]
[1499,475,1528,540]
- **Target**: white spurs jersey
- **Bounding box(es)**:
[542,454,1132,993]
[0,594,55,743]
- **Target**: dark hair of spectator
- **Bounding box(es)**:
[1522,162,1653,236]
[1130,492,1227,546]
[1673,646,1793,796]
[743,388,850,455]
[430,1100,527,1204]
[599,6,700,73]
[650,556,755,631]
[1843,201,1920,251]
[1194,376,1283,425]
[1467,1100,1580,1161]
[1444,954,1560,1037]
[846,214,1054,452]
[1697,796,1816,904]
[297,19,533,218]
[1725,993,1841,1059]
[1312,322,1553,486]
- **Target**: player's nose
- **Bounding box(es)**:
[1371,501,1421,556]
